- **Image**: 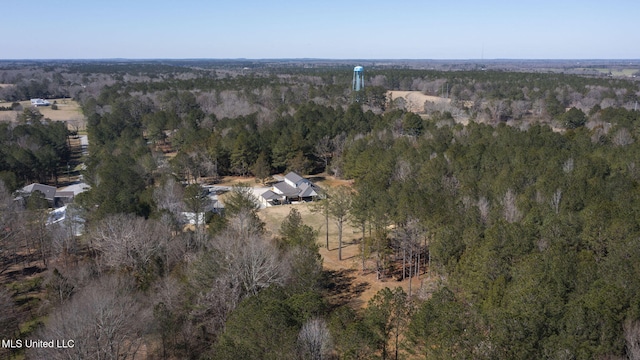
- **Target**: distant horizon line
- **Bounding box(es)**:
[1,58,640,62]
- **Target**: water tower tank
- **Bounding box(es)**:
[353,66,364,92]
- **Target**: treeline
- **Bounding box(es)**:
[3,61,638,126]
[372,68,639,96]
[0,75,71,102]
[0,108,70,190]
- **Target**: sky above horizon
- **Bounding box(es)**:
[3,0,639,60]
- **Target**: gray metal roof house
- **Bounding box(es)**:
[21,183,57,201]
[260,172,321,206]
[18,183,74,208]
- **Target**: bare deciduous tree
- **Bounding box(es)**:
[330,132,348,178]
[297,318,333,360]
[369,74,387,87]
[613,127,635,147]
[49,204,84,264]
[601,98,618,109]
[502,188,522,223]
[551,188,562,215]
[477,196,491,225]
[210,222,285,297]
[233,236,282,295]
[392,159,412,182]
[511,100,531,120]
[488,99,510,122]
[0,287,19,339]
[395,217,424,297]
[29,276,150,360]
[89,214,169,276]
[44,268,76,305]
[154,176,184,219]
[562,157,574,173]
[226,208,264,240]
[21,202,51,268]
[199,272,242,324]
[314,135,334,172]
[625,319,640,360]
[183,183,212,250]
[532,98,546,116]
[196,91,218,115]
[230,233,284,296]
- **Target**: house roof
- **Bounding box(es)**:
[298,182,318,198]
[205,199,224,212]
[58,182,91,196]
[260,190,282,201]
[55,191,75,199]
[273,182,299,197]
[21,183,56,201]
[285,172,305,186]
[269,173,321,200]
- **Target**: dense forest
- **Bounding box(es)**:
[1,60,640,359]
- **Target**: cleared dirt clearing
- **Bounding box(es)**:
[388,90,451,113]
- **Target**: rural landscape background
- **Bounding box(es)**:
[0,58,639,359]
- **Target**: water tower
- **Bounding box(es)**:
[352,66,364,92]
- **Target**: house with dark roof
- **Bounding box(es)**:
[17,183,74,208]
[260,172,321,207]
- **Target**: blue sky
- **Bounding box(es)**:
[3,0,639,59]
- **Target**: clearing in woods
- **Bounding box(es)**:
[387,90,451,113]
[257,176,432,309]
[0,98,85,131]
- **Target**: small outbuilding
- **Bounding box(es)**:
[30,98,50,106]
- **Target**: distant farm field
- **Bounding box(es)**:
[574,68,638,77]
[593,68,637,77]
[0,98,85,130]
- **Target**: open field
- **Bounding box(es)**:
[388,90,451,113]
[574,67,639,77]
[0,98,85,130]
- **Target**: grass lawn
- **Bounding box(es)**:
[0,98,85,130]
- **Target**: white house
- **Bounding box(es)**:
[30,98,50,106]
[260,172,321,207]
